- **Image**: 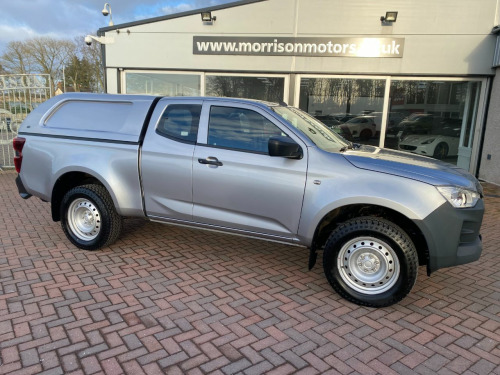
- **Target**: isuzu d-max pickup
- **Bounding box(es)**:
[14,93,484,307]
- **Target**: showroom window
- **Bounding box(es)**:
[125,72,201,96]
[297,76,485,171]
[298,77,386,147]
[384,80,482,168]
[206,75,286,103]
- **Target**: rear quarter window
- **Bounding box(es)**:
[156,104,202,144]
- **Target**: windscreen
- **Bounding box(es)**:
[272,106,349,152]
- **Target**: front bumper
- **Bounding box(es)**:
[16,175,32,199]
[415,199,484,275]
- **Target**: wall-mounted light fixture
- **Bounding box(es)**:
[380,11,398,23]
[201,11,216,22]
[102,3,114,26]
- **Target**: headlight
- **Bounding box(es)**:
[436,186,480,208]
[421,138,435,144]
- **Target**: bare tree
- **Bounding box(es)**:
[0,37,74,89]
[0,36,104,93]
[24,37,75,85]
[0,41,34,75]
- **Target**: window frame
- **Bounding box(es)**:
[203,105,287,154]
[196,101,305,155]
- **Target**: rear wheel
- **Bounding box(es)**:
[323,216,418,307]
[61,184,122,250]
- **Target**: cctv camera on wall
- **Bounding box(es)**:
[83,35,115,46]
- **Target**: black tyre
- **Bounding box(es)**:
[359,129,372,141]
[433,142,449,159]
[323,216,418,307]
[60,184,122,250]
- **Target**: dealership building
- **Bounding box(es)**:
[97,0,500,184]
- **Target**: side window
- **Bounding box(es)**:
[208,106,285,153]
[157,104,201,143]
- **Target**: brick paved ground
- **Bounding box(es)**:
[0,169,499,375]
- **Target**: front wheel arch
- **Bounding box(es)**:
[312,204,428,268]
[433,142,449,159]
[323,216,419,307]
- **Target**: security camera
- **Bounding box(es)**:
[102,8,109,16]
[83,35,114,45]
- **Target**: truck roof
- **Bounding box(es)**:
[19,93,282,144]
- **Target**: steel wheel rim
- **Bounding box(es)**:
[337,237,400,295]
[67,198,101,241]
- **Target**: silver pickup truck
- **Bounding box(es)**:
[14,93,484,307]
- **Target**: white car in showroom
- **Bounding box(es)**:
[398,126,460,159]
[333,115,376,140]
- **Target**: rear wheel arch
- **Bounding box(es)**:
[51,172,107,221]
[60,183,122,250]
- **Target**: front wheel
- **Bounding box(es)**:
[323,217,418,307]
[61,184,122,250]
[359,129,372,141]
[433,142,449,159]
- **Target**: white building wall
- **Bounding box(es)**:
[102,0,497,81]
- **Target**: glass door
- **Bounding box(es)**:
[457,82,481,170]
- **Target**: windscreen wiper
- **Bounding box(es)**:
[340,142,354,152]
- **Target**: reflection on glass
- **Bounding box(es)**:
[384,80,481,168]
[299,78,385,146]
[272,106,348,153]
[125,73,201,96]
[206,76,285,103]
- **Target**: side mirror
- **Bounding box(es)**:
[268,136,303,159]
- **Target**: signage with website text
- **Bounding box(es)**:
[193,37,405,58]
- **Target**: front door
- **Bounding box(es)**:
[192,102,308,240]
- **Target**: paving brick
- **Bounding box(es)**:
[243,360,274,375]
[20,348,39,367]
[0,170,499,374]
[80,355,102,374]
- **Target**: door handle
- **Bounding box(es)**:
[198,157,223,167]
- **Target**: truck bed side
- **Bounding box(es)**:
[18,93,159,217]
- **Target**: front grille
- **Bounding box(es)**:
[399,145,417,151]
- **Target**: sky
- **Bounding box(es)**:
[0,0,235,55]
